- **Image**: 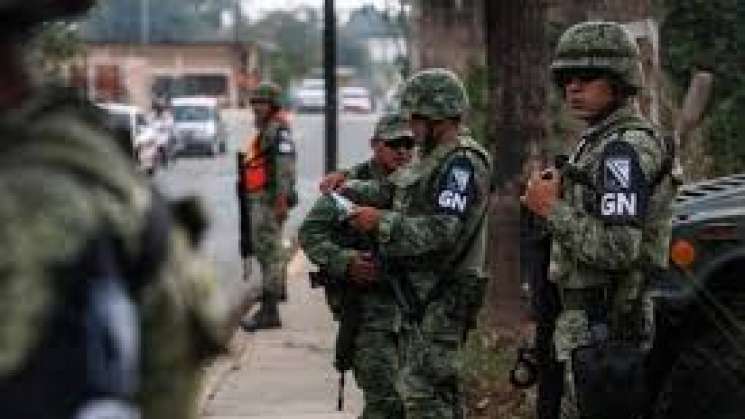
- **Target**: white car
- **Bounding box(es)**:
[171,96,226,156]
[339,86,373,113]
[96,102,148,149]
[294,78,326,113]
[96,102,161,175]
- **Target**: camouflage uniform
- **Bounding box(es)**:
[547,22,676,418]
[0,87,230,419]
[241,82,297,330]
[299,114,413,419]
[382,69,492,418]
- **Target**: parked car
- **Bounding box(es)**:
[171,96,226,156]
[339,86,373,113]
[96,102,148,151]
[96,102,163,175]
[294,78,326,113]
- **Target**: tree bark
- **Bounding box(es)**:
[484,0,549,329]
[414,0,484,73]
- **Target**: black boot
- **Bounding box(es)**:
[240,296,282,332]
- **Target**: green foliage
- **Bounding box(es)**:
[247,10,322,84]
[83,0,232,43]
[28,22,84,81]
[662,0,745,176]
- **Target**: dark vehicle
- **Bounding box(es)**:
[644,173,745,418]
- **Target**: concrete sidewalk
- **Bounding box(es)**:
[201,251,363,419]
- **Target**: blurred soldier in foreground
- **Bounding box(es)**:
[523,21,675,419]
[0,2,240,418]
[299,113,414,418]
[342,69,492,418]
[239,81,297,332]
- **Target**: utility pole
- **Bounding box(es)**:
[141,0,150,45]
[324,0,338,173]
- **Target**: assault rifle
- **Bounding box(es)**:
[236,152,253,281]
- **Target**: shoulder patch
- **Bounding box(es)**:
[277,129,295,154]
[435,155,475,216]
[596,140,649,225]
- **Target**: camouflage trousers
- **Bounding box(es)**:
[246,195,287,299]
[397,294,469,419]
[352,329,404,419]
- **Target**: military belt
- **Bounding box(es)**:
[561,287,610,310]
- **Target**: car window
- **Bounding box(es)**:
[107,112,131,131]
[173,105,215,122]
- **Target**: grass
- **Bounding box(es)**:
[462,325,536,419]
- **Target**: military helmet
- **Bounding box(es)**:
[373,113,413,141]
[400,68,469,120]
[551,21,643,91]
[0,0,95,33]
[250,81,282,106]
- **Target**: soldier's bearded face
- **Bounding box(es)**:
[563,76,616,123]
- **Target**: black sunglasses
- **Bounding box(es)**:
[383,137,416,150]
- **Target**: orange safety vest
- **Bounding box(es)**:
[241,110,293,193]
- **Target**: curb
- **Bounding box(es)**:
[199,331,253,412]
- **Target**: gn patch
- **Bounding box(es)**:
[277,129,295,154]
[436,156,475,216]
[597,140,649,224]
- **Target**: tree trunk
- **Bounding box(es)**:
[484,0,549,330]
[414,0,484,74]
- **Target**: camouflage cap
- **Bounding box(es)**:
[400,68,469,120]
[250,81,282,106]
[373,113,413,141]
[0,0,95,32]
[551,21,643,91]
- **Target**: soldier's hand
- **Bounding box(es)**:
[274,194,289,222]
[320,171,346,193]
[349,206,381,233]
[347,252,378,286]
[521,169,559,218]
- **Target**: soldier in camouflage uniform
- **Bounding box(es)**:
[299,113,414,419]
[523,21,676,419]
[346,69,493,419]
[0,3,237,418]
[240,81,297,332]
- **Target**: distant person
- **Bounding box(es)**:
[239,81,298,332]
[300,113,415,418]
[149,97,174,167]
[0,2,248,418]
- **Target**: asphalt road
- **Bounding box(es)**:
[155,110,378,298]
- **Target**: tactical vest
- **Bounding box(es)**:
[242,110,292,193]
[388,135,492,316]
